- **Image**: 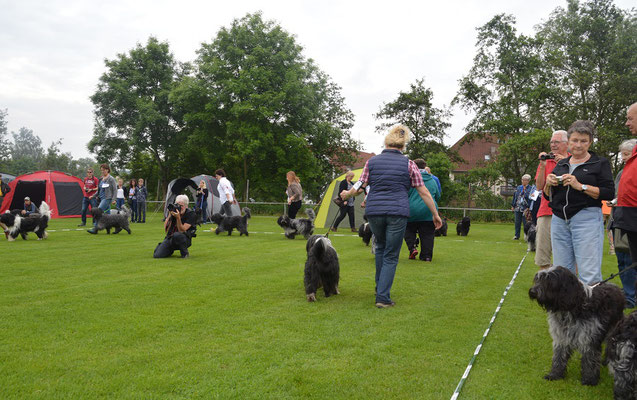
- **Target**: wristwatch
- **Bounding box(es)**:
[581,184,588,192]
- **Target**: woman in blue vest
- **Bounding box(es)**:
[340,125,442,308]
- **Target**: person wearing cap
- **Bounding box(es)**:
[22,197,37,216]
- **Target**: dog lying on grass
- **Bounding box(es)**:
[304,234,340,302]
[88,206,132,234]
[0,201,50,241]
[277,209,315,239]
[529,266,624,386]
[210,207,251,236]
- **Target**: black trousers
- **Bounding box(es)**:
[334,206,355,229]
[626,230,637,268]
[220,202,233,216]
[288,200,302,219]
[404,221,435,260]
[153,232,191,258]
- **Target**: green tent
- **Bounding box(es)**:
[315,169,366,229]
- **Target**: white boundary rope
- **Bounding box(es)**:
[450,251,529,400]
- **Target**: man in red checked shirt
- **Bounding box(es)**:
[535,130,569,269]
[78,168,99,226]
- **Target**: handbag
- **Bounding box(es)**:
[613,228,631,254]
[332,196,345,207]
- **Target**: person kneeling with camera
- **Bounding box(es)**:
[154,194,197,259]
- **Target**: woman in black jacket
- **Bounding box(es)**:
[331,171,357,232]
[543,120,615,285]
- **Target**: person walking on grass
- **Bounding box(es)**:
[331,170,357,233]
[87,164,117,234]
[78,168,99,227]
[511,174,533,240]
[136,178,147,223]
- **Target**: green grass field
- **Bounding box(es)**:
[0,213,624,399]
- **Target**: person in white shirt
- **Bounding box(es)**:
[215,169,237,216]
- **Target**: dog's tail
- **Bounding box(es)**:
[242,207,251,219]
[120,205,131,217]
[305,208,315,221]
[309,236,334,263]
[39,201,51,220]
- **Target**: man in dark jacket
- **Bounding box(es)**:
[0,176,10,207]
[614,102,637,268]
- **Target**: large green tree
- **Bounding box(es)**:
[0,109,10,171]
[172,12,357,201]
[375,78,451,160]
[90,37,185,193]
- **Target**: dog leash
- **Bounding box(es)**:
[324,208,341,238]
[591,262,637,288]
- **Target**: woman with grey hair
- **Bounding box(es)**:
[511,173,533,240]
[544,120,615,285]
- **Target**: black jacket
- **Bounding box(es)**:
[544,152,614,220]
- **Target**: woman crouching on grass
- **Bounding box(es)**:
[340,124,442,308]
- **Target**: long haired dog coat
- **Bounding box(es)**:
[277,209,315,239]
[607,310,637,400]
[0,202,51,241]
[304,234,340,302]
[91,206,132,234]
[210,207,251,236]
[529,266,625,385]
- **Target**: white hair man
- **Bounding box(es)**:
[154,194,197,258]
[534,130,569,269]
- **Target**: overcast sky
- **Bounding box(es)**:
[1,0,634,160]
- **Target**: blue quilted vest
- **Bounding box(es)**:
[365,149,411,217]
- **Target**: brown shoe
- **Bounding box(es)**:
[375,301,396,308]
[330,227,337,232]
[351,228,357,232]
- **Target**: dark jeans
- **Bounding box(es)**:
[334,206,355,229]
[514,210,525,239]
[116,198,125,210]
[617,250,636,307]
[153,232,191,258]
[81,196,98,224]
[288,200,302,219]
[137,201,146,222]
[130,199,138,221]
[404,221,435,260]
[220,202,233,216]
[368,215,408,304]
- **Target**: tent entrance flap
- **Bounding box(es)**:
[54,182,83,215]
[10,180,46,210]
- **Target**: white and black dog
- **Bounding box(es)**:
[524,220,537,252]
[456,216,471,236]
[0,201,51,241]
[358,222,372,246]
[606,310,637,400]
[529,266,625,385]
[277,208,315,240]
[304,234,340,302]
[210,207,251,236]
[89,206,132,234]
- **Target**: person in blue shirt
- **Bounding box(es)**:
[22,197,37,216]
[511,174,533,240]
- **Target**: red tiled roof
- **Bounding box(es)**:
[334,150,376,172]
[450,133,500,172]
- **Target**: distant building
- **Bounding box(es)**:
[333,150,376,173]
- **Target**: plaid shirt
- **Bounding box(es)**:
[358,157,424,188]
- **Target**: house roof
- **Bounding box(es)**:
[333,150,376,172]
[450,133,500,172]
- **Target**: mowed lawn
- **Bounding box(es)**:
[0,212,624,399]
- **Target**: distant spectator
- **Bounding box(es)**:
[534,130,569,269]
[423,165,442,197]
[608,138,637,307]
[215,169,237,216]
[544,120,615,285]
[78,168,99,227]
[286,171,303,219]
[87,164,117,234]
[0,176,11,207]
[136,178,148,223]
[127,179,137,223]
[196,180,209,223]
[332,171,357,232]
[404,159,441,262]
[22,197,37,216]
[511,174,533,240]
[115,178,125,210]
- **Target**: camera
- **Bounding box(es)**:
[167,203,181,213]
[556,175,564,183]
[540,153,556,161]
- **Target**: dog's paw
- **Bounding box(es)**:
[543,373,564,381]
[335,287,340,295]
[307,293,316,302]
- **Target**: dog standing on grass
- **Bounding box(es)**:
[529,266,625,386]
[88,206,132,234]
[524,220,537,252]
[210,207,251,236]
[456,216,470,236]
[0,201,51,241]
[304,234,340,302]
[277,208,315,239]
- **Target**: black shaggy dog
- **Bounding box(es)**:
[358,222,372,246]
[89,206,132,234]
[277,209,315,239]
[606,310,637,400]
[304,234,340,302]
[524,221,537,252]
[0,202,51,241]
[456,216,471,236]
[210,207,251,236]
[529,266,625,386]
[434,217,448,237]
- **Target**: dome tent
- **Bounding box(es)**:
[0,170,85,218]
[314,168,366,229]
[163,176,240,220]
